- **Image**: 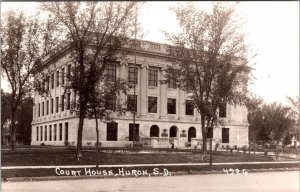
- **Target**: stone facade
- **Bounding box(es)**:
[31,40,249,148]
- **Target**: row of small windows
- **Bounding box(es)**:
[43,64,71,91]
[106,123,196,142]
[126,96,227,117]
[36,93,71,117]
[35,122,229,144]
[36,94,226,118]
[36,123,68,142]
[107,64,176,88]
[127,95,193,115]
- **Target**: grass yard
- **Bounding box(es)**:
[2,148,299,179]
[1,148,288,167]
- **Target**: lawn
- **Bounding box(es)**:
[1,148,287,167]
[2,148,299,179]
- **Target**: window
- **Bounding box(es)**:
[168,75,176,88]
[45,126,47,141]
[51,99,54,114]
[46,77,50,91]
[38,103,40,117]
[148,69,158,86]
[62,67,65,85]
[222,128,229,143]
[67,64,71,80]
[185,100,194,115]
[51,73,54,89]
[43,80,46,91]
[169,126,178,137]
[106,63,117,82]
[54,124,57,141]
[61,94,65,111]
[49,125,52,141]
[188,127,196,142]
[150,125,159,137]
[107,123,118,141]
[65,123,68,141]
[127,95,137,112]
[36,127,39,141]
[128,66,138,84]
[56,70,59,87]
[40,126,43,141]
[129,124,139,141]
[67,92,71,110]
[167,98,176,114]
[42,102,44,116]
[56,97,59,113]
[59,123,62,141]
[46,100,49,115]
[104,93,117,110]
[149,43,160,51]
[219,103,227,118]
[207,127,213,139]
[148,96,157,113]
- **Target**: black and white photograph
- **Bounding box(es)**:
[1,1,299,192]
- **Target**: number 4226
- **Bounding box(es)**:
[223,168,248,175]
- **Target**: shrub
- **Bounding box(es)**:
[64,141,70,146]
[242,145,247,154]
[226,145,230,151]
[95,142,102,147]
[230,148,233,153]
[40,143,45,146]
[185,142,191,149]
[214,143,219,151]
[87,142,91,146]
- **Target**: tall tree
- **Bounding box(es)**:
[40,2,141,158]
[286,96,300,146]
[86,76,128,166]
[261,102,294,144]
[246,94,264,143]
[1,10,57,150]
[164,2,252,154]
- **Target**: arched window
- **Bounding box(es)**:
[150,125,159,137]
[188,127,196,142]
[169,126,178,138]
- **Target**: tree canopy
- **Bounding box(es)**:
[1,10,57,150]
[164,2,252,152]
[36,2,142,157]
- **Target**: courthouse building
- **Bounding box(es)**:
[31,40,249,149]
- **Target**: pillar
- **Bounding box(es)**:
[160,71,167,118]
[140,64,147,116]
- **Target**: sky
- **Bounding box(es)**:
[1,1,299,105]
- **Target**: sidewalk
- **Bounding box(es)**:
[2,161,299,182]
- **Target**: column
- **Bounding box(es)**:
[140,64,147,116]
[119,61,127,107]
[178,89,185,120]
[62,122,65,145]
[33,104,35,121]
[160,71,167,118]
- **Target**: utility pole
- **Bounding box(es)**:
[132,5,137,148]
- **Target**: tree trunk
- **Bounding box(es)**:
[10,110,17,151]
[76,113,84,160]
[95,117,100,168]
[201,114,207,154]
[209,137,213,167]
